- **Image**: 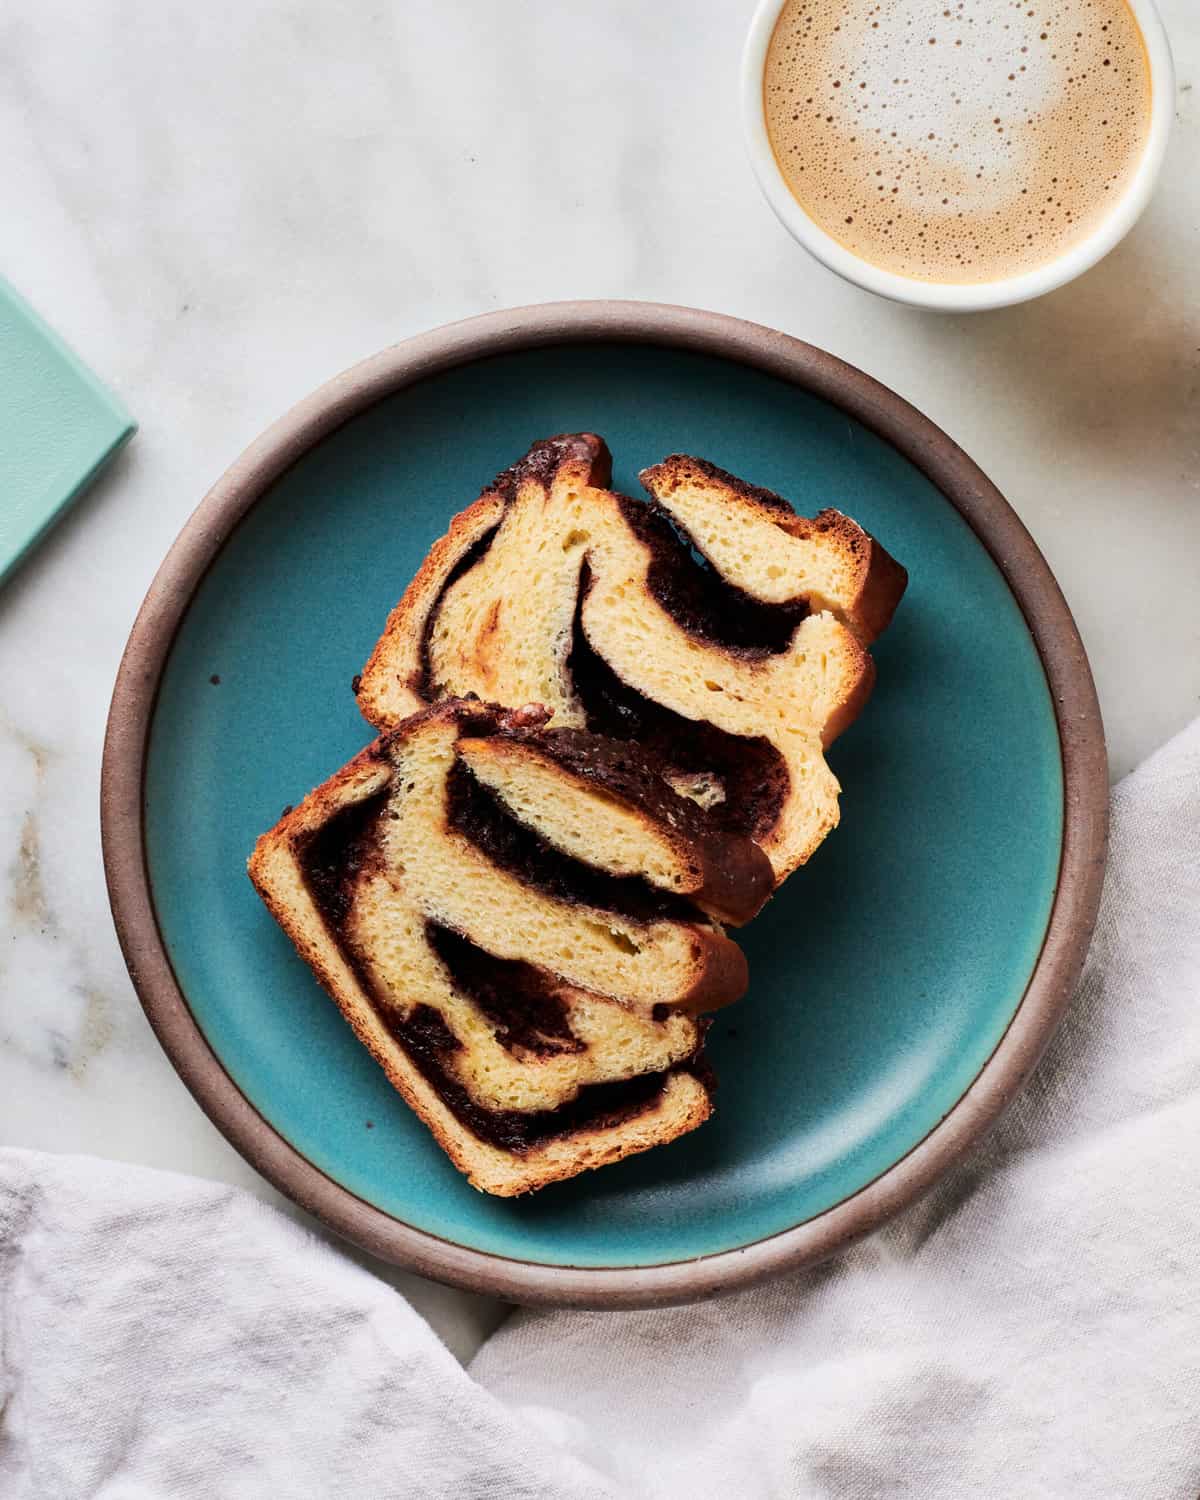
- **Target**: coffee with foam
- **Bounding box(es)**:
[764,0,1151,284]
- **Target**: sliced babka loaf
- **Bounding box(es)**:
[355,435,906,885]
[248,700,772,1195]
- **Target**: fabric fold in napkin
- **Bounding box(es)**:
[0,1150,607,1499]
[3,717,1199,1499]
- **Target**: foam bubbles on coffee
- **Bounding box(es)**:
[764,0,1150,283]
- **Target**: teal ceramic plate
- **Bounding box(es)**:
[103,303,1106,1306]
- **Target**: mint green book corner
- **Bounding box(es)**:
[0,277,136,588]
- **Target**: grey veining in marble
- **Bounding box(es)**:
[1,0,1197,1362]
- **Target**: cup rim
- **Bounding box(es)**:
[741,0,1175,311]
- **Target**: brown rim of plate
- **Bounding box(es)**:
[101,300,1108,1310]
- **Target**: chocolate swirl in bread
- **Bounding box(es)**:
[249,701,770,1195]
[356,435,906,884]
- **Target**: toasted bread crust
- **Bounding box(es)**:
[356,437,617,731]
[254,824,712,1194]
[791,507,908,645]
[639,454,907,645]
[356,493,508,728]
[355,437,905,884]
[248,700,744,1193]
[490,431,613,501]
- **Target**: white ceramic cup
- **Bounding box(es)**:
[741,0,1175,311]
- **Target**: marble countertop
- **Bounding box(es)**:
[2,0,1197,1363]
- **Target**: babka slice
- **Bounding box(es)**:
[248,700,772,1195]
[355,435,906,885]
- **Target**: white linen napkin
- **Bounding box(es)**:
[3,717,1199,1499]
[0,1148,606,1499]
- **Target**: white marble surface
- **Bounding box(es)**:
[1,0,1197,1364]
